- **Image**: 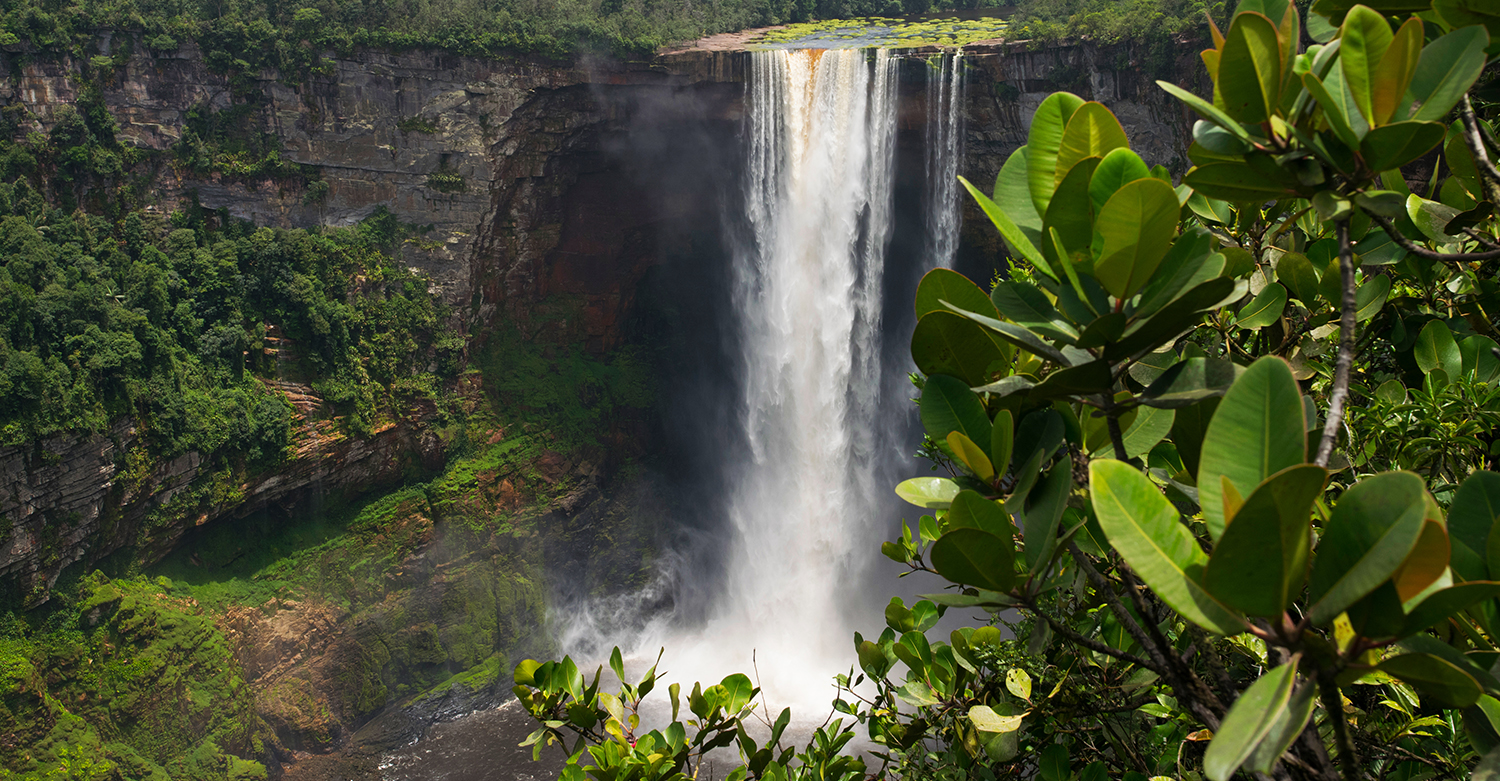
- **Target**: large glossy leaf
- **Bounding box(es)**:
[1028,360,1114,402]
[991,409,1015,479]
[1090,460,1246,635]
[1023,462,1072,571]
[1026,92,1088,218]
[1044,157,1102,263]
[947,432,996,482]
[931,527,1015,592]
[1302,71,1362,149]
[1218,11,1283,123]
[1450,471,1500,581]
[1415,319,1462,375]
[1093,178,1182,301]
[1277,252,1320,306]
[1391,516,1449,602]
[912,311,1008,387]
[1372,17,1422,125]
[944,303,1072,367]
[1107,277,1238,361]
[1360,121,1445,172]
[896,477,962,509]
[1184,162,1301,203]
[1134,226,1221,319]
[1055,102,1130,188]
[920,374,992,447]
[1308,471,1428,624]
[1379,653,1483,707]
[1156,80,1255,142]
[1139,356,1243,408]
[992,282,1079,344]
[993,148,1044,246]
[916,268,998,321]
[1431,0,1500,40]
[948,490,1011,537]
[1461,336,1500,384]
[1339,4,1394,126]
[1198,357,1307,540]
[1407,194,1463,244]
[1121,405,1175,459]
[1245,679,1317,775]
[1355,275,1391,321]
[1237,283,1288,329]
[1399,583,1500,638]
[962,176,1049,274]
[1172,398,1219,477]
[1203,656,1300,781]
[1406,26,1490,123]
[1205,464,1328,617]
[1089,147,1152,213]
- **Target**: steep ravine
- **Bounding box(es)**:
[0,33,1204,778]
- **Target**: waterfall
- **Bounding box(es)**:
[659,47,901,706]
[923,50,965,268]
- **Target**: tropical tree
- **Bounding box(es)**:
[514,0,1500,778]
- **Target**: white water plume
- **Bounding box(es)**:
[923,50,965,268]
[648,47,902,709]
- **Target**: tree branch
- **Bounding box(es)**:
[1315,220,1357,468]
[1368,212,1500,262]
[1017,592,1156,670]
[1460,95,1500,205]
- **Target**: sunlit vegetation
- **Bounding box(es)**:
[750,15,1009,47]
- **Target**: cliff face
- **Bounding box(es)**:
[0,31,1203,606]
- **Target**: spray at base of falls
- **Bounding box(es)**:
[558,46,968,716]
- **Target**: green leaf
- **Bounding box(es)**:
[1204,464,1328,617]
[1219,11,1284,123]
[920,374,992,447]
[1090,147,1152,213]
[1406,26,1490,123]
[1107,277,1238,361]
[1198,356,1308,540]
[916,268,998,321]
[1093,178,1182,301]
[1431,0,1500,43]
[1399,583,1500,638]
[912,310,1009,387]
[720,673,754,713]
[1039,744,1070,781]
[1134,226,1222,319]
[1090,460,1247,635]
[1172,398,1219,477]
[1461,335,1500,383]
[1245,680,1317,775]
[1237,283,1288,329]
[962,176,1050,275]
[969,703,1024,733]
[948,490,1012,537]
[991,409,1015,479]
[1027,92,1088,218]
[1407,193,1463,244]
[947,431,996,482]
[943,303,1072,366]
[896,476,962,509]
[1156,80,1255,142]
[1185,162,1301,203]
[1277,252,1320,306]
[1028,360,1115,402]
[1354,274,1390,321]
[992,281,1080,344]
[1415,319,1462,375]
[1339,4,1394,127]
[1120,405,1176,459]
[1023,462,1072,571]
[1203,656,1300,781]
[1360,121,1445,171]
[1372,17,1423,126]
[1055,102,1130,188]
[993,148,1045,247]
[1307,471,1428,624]
[1446,470,1500,580]
[1139,356,1244,408]
[1045,157,1102,264]
[1379,653,1483,707]
[1302,71,1362,149]
[930,527,1016,592]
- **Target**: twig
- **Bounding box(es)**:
[1460,95,1500,205]
[1316,220,1357,468]
[1017,592,1157,670]
[1367,212,1500,262]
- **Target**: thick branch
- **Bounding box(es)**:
[1315,220,1357,468]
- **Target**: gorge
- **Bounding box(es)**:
[0,29,1205,779]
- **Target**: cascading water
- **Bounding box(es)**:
[923,50,965,269]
